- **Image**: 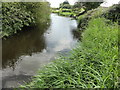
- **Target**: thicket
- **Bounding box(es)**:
[21,17,119,88]
[52,2,102,18]
[1,2,50,37]
[77,4,120,29]
[59,1,72,17]
[80,2,103,11]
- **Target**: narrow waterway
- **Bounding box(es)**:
[2,14,79,88]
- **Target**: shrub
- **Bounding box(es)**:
[2,2,50,37]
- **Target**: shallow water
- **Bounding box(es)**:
[2,14,79,88]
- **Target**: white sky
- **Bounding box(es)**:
[101,0,120,7]
[47,0,77,7]
[46,0,120,7]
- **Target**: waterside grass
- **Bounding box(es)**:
[21,17,119,88]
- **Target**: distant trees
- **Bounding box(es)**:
[59,0,71,9]
[63,0,69,4]
[59,0,102,12]
[58,0,72,16]
[72,2,83,9]
[82,2,103,11]
[52,0,103,17]
[73,1,103,11]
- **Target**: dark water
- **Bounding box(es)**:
[2,14,79,88]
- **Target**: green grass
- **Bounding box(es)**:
[52,9,59,13]
[21,18,119,88]
[59,12,73,17]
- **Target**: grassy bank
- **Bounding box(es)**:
[21,17,119,88]
[77,4,120,28]
[52,7,85,17]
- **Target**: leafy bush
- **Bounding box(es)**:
[2,2,33,37]
[52,9,59,13]
[77,7,108,29]
[77,4,120,29]
[59,12,73,17]
[21,18,119,88]
[102,4,120,23]
[61,9,72,12]
[2,2,50,37]
[79,2,103,11]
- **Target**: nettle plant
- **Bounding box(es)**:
[2,2,35,37]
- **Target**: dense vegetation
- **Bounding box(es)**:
[52,0,85,17]
[79,2,102,11]
[19,1,119,88]
[21,17,119,88]
[77,4,120,29]
[52,1,102,18]
[0,3,2,35]
[1,2,50,38]
[2,1,119,88]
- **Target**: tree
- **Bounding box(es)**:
[72,2,83,9]
[83,2,103,11]
[63,0,69,5]
[59,0,71,9]
[76,1,103,11]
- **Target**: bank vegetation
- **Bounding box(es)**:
[21,3,119,88]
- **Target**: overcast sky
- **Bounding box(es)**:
[101,0,120,7]
[46,0,77,7]
[46,0,120,7]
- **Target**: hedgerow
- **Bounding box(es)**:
[2,2,50,37]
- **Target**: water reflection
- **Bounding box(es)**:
[72,29,83,41]
[2,24,50,69]
[45,14,78,52]
[2,13,81,88]
[2,14,79,70]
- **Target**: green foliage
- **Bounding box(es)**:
[2,2,33,37]
[0,3,2,36]
[77,7,108,28]
[52,1,85,18]
[80,2,103,11]
[22,2,51,24]
[63,0,69,5]
[52,9,59,13]
[2,2,50,37]
[59,12,73,17]
[61,4,71,9]
[77,4,120,29]
[60,0,70,9]
[59,9,72,17]
[72,2,82,9]
[102,4,120,23]
[56,0,73,17]
[21,18,119,88]
[61,9,72,12]
[59,8,73,16]
[52,8,59,13]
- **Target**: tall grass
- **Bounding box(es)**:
[21,18,119,88]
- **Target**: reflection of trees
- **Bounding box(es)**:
[2,74,32,88]
[2,22,50,69]
[72,29,83,41]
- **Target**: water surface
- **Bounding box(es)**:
[2,14,79,88]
